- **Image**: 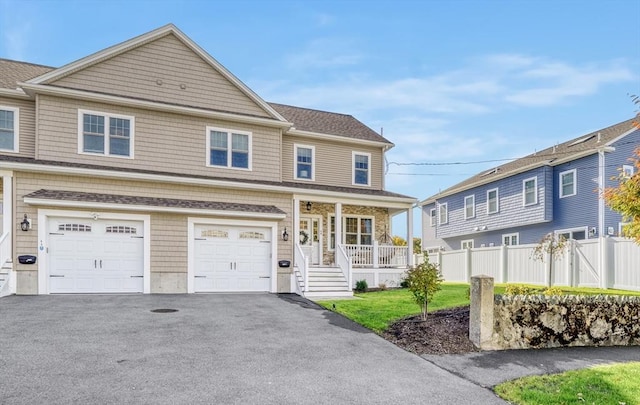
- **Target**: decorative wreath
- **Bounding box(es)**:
[299,230,309,245]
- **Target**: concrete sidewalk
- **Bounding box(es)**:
[423,345,640,388]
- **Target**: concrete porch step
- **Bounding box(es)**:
[304,290,353,298]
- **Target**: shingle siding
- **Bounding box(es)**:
[51,34,270,118]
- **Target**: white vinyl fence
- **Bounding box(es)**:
[425,237,640,291]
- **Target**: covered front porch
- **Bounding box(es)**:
[291,195,415,297]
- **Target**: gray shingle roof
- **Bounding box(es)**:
[422,118,638,204]
[269,102,392,144]
[24,189,286,214]
[0,58,54,89]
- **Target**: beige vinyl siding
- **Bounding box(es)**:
[51,34,269,118]
[13,171,292,283]
[282,135,383,189]
[0,96,36,157]
[35,95,281,182]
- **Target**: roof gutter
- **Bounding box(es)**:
[286,128,393,148]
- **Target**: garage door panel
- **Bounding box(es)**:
[48,217,144,294]
[194,224,272,293]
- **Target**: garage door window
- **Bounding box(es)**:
[201,229,229,238]
[106,225,137,234]
[239,231,266,240]
[58,223,92,232]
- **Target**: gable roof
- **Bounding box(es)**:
[270,103,393,145]
[420,118,638,205]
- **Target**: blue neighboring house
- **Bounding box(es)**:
[419,118,639,252]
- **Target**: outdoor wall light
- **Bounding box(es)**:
[20,214,31,231]
[306,201,312,211]
[282,227,289,241]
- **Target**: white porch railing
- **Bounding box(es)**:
[342,241,409,268]
[294,243,309,293]
[0,231,13,296]
[336,244,353,290]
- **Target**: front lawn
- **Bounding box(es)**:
[316,283,640,334]
[494,362,640,405]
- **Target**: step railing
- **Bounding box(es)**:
[0,231,13,296]
[294,243,309,293]
[336,244,352,291]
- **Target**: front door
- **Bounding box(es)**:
[299,217,321,265]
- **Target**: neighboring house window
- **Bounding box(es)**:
[559,169,576,198]
[523,177,537,206]
[487,188,499,214]
[353,152,370,186]
[502,233,519,246]
[622,165,634,178]
[464,195,475,219]
[328,215,374,247]
[439,203,448,225]
[429,208,436,227]
[556,227,587,240]
[0,106,18,152]
[79,110,134,158]
[206,127,251,170]
[461,240,474,249]
[294,144,314,180]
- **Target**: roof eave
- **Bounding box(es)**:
[287,128,393,148]
[0,88,31,99]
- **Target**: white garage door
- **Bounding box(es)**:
[48,217,144,293]
[194,224,271,292]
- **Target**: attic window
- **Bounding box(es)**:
[481,167,499,177]
[568,135,595,147]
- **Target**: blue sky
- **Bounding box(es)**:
[1,0,639,237]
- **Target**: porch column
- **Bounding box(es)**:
[335,203,342,251]
[2,172,12,236]
[293,198,300,246]
[407,206,414,266]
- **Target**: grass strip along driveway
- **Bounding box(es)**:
[317,283,640,405]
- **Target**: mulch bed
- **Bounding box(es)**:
[382,306,479,355]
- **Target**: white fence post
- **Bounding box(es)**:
[373,240,379,269]
[568,239,576,287]
[500,245,508,283]
[599,237,608,289]
[465,248,472,282]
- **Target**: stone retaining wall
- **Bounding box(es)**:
[492,295,640,349]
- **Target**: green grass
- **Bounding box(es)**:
[494,362,640,405]
[316,283,640,334]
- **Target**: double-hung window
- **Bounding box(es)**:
[438,203,448,225]
[345,216,373,245]
[353,152,370,186]
[523,177,537,206]
[622,165,634,178]
[464,195,475,219]
[294,144,314,180]
[429,208,436,227]
[0,106,18,152]
[559,169,576,198]
[79,110,133,157]
[207,127,251,170]
[487,188,499,214]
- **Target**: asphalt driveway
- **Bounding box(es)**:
[0,293,506,404]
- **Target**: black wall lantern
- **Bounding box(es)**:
[282,227,289,241]
[306,201,312,211]
[20,214,31,231]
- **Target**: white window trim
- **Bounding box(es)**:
[555,226,588,240]
[328,214,376,249]
[206,126,252,171]
[464,195,475,220]
[523,177,538,206]
[294,144,315,181]
[429,208,436,227]
[352,151,371,186]
[487,188,499,214]
[439,202,448,225]
[559,169,577,198]
[461,239,474,250]
[78,109,135,159]
[502,232,519,246]
[0,105,19,153]
[622,164,634,177]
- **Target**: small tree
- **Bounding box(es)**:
[412,237,422,255]
[404,259,444,321]
[391,235,407,246]
[603,146,640,244]
[531,232,568,287]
